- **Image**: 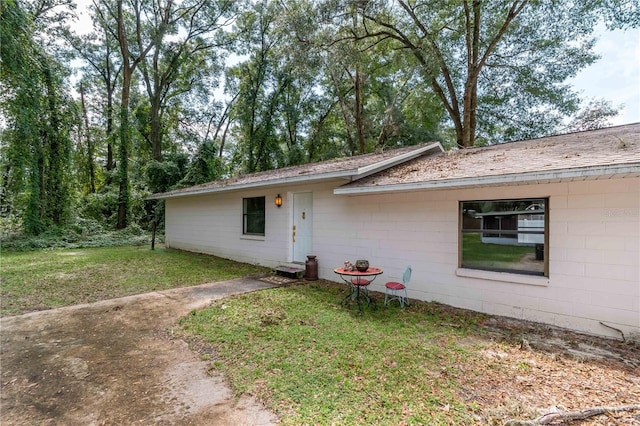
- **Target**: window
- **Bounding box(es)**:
[243,197,265,235]
[460,198,548,276]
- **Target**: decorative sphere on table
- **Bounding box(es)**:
[355,259,369,272]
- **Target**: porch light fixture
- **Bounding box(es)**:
[275,194,283,208]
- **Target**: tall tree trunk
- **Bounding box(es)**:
[219,117,232,158]
[80,82,96,193]
[354,67,366,154]
[116,74,131,230]
[114,0,155,229]
[150,95,162,161]
[106,79,115,176]
[461,78,479,148]
[353,8,366,154]
[212,93,238,158]
[42,62,67,226]
[115,0,131,230]
[25,145,45,234]
[105,22,116,175]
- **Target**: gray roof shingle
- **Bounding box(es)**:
[338,123,640,192]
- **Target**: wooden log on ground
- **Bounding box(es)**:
[504,404,640,425]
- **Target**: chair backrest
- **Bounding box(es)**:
[402,266,412,285]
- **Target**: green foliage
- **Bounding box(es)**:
[179,142,226,187]
[1,0,75,234]
[354,0,631,145]
[597,0,640,29]
[565,98,620,132]
[0,214,22,236]
[80,190,120,224]
[0,219,150,252]
[145,158,187,193]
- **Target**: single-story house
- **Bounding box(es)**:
[150,123,640,340]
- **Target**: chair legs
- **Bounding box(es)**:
[384,287,408,308]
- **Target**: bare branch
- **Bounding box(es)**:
[504,404,640,426]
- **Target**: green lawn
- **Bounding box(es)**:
[179,283,490,425]
[0,245,269,316]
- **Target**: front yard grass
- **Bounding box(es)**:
[179,282,640,425]
[0,245,269,316]
[180,284,485,424]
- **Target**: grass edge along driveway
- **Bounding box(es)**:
[0,245,270,317]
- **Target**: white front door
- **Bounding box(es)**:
[292,192,313,263]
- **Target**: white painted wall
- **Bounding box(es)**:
[164,176,640,340]
[165,183,333,266]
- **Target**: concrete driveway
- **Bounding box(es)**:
[0,278,280,425]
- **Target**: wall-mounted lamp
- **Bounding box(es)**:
[275,194,283,208]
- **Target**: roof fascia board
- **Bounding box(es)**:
[149,143,442,200]
[354,142,444,178]
[333,163,640,195]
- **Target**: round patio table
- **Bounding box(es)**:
[334,267,383,308]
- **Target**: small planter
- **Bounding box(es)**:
[355,259,369,272]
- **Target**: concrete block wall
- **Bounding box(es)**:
[164,176,639,339]
[316,177,639,339]
[165,189,291,267]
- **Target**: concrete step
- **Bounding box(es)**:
[275,264,305,279]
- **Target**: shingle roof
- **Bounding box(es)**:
[336,123,640,194]
[149,142,442,199]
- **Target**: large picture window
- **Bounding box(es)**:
[243,197,265,235]
[460,198,548,276]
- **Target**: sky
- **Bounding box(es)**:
[71,3,639,127]
[569,26,640,125]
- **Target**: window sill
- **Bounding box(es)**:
[456,268,549,287]
[240,235,265,241]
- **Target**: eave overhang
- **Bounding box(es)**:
[333,163,640,196]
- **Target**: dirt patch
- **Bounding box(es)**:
[448,310,640,424]
[0,279,280,425]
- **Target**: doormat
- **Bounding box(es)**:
[260,275,299,285]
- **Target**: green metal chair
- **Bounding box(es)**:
[384,266,411,308]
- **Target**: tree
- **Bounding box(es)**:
[565,99,620,133]
[105,0,156,229]
[136,0,235,162]
[354,0,622,146]
[278,0,445,158]
[65,1,124,179]
[228,0,290,173]
[1,0,76,234]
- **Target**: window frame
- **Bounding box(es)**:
[242,196,266,236]
[459,197,549,277]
